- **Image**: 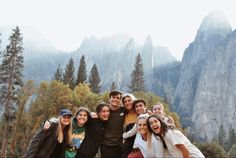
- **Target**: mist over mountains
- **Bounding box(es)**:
[1,10,236,141]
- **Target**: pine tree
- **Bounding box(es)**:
[89,64,101,94]
[63,57,75,89]
[53,64,63,82]
[111,82,116,91]
[76,55,87,85]
[130,53,145,92]
[229,144,236,158]
[0,26,24,158]
[227,125,236,151]
[218,124,226,147]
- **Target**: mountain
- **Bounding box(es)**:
[172,10,235,140]
[70,34,176,91]
[0,27,176,89]
[0,26,70,84]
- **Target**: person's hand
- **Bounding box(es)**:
[43,120,51,130]
[147,109,152,115]
[123,132,129,139]
[90,112,98,118]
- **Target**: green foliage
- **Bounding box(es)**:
[89,64,101,94]
[0,26,24,157]
[111,82,116,91]
[29,80,72,131]
[76,55,87,85]
[53,64,63,82]
[226,125,236,151]
[228,144,236,158]
[218,124,227,148]
[72,83,101,111]
[196,142,227,158]
[130,53,145,92]
[63,57,75,89]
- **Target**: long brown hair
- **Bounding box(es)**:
[57,116,72,144]
[147,114,168,150]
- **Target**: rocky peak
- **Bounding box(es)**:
[196,10,232,42]
[124,38,136,52]
[143,35,153,48]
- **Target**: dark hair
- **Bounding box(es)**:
[109,90,122,98]
[75,107,90,116]
[147,114,168,150]
[96,102,109,113]
[133,98,147,107]
[74,107,91,123]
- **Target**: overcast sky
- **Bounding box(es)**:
[1,0,236,60]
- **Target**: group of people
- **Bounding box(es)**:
[24,90,205,158]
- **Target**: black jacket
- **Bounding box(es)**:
[76,118,105,158]
[24,123,68,158]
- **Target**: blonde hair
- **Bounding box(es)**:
[57,116,72,144]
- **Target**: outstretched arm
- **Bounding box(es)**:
[123,124,137,139]
[43,117,58,130]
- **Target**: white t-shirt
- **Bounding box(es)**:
[152,135,165,158]
[164,129,205,158]
[133,133,162,158]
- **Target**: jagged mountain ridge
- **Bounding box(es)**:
[72,35,176,91]
[172,10,235,140]
[0,27,176,90]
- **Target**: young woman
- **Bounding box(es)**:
[132,114,162,158]
[122,94,138,158]
[65,107,90,158]
[76,102,110,158]
[147,115,205,158]
[152,102,175,127]
[24,109,73,158]
[123,98,149,139]
[43,107,90,158]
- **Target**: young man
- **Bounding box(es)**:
[101,90,126,158]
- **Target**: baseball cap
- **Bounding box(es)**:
[59,109,73,116]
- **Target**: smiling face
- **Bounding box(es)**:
[135,102,146,115]
[148,116,161,134]
[98,106,110,121]
[110,94,122,110]
[123,96,133,110]
[152,104,164,117]
[137,118,148,137]
[76,111,88,126]
[60,115,72,126]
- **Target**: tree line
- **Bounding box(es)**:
[53,53,146,94]
[1,26,236,158]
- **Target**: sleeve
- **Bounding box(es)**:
[167,129,185,146]
[49,117,58,123]
[24,127,48,158]
[133,133,141,148]
[123,124,137,139]
[152,135,164,157]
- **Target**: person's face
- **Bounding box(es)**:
[98,106,110,121]
[135,102,146,115]
[152,104,164,116]
[123,96,133,110]
[61,115,72,126]
[137,118,148,136]
[148,117,161,134]
[76,111,88,126]
[110,94,121,109]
